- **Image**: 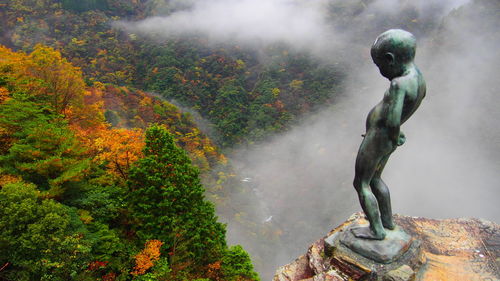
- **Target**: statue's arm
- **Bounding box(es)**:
[385,80,405,145]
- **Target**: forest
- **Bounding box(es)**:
[0,0,498,280]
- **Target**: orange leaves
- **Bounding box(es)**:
[207,260,223,280]
[0,87,10,104]
[0,174,21,187]
[139,96,152,107]
[131,240,164,276]
[93,128,144,180]
[67,87,107,142]
[274,100,285,111]
[0,44,86,115]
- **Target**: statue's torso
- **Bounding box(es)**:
[366,66,426,132]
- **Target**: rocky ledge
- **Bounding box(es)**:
[273,213,499,281]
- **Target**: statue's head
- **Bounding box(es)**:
[371,29,416,79]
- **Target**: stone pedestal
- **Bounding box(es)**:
[323,217,424,281]
[338,224,413,263]
[273,213,500,281]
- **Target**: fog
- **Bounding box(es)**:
[119,0,499,279]
[119,0,334,53]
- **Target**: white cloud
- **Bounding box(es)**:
[119,0,335,52]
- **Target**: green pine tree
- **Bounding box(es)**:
[127,124,226,270]
[221,245,261,281]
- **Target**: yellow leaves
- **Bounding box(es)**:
[92,81,105,91]
[97,49,108,56]
[16,17,24,23]
[93,128,144,180]
[71,38,86,46]
[236,59,246,69]
[289,79,304,90]
[78,209,93,224]
[131,240,164,276]
[272,87,281,98]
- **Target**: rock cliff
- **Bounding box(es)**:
[273,213,499,281]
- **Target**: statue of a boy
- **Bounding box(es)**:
[352,29,426,240]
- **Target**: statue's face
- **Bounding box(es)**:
[372,51,402,80]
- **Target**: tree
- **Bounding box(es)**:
[127,124,226,271]
[0,45,86,116]
[93,128,144,181]
[27,44,86,115]
[0,93,51,154]
[0,113,90,198]
[221,246,260,281]
[0,182,93,280]
[211,80,249,146]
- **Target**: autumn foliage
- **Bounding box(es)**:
[131,240,164,276]
[0,44,86,115]
[93,128,144,180]
[0,44,259,280]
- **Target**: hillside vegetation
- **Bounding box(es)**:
[0,44,258,280]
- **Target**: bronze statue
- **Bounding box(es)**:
[352,29,426,240]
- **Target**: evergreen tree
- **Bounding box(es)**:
[127,124,226,270]
[221,245,261,281]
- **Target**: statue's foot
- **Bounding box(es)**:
[351,226,386,240]
[382,218,396,230]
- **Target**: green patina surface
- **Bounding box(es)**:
[352,29,426,241]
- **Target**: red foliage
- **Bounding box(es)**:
[88,260,108,271]
[102,272,117,281]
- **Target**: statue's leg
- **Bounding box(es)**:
[352,139,386,240]
[371,155,395,229]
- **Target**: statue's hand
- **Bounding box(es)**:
[397,132,406,146]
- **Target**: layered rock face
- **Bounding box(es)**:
[273,213,499,281]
